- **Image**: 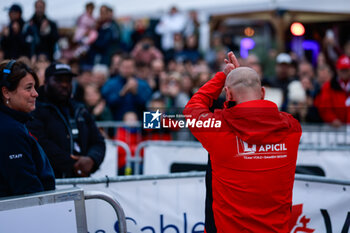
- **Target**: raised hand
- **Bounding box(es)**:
[223,51,240,76]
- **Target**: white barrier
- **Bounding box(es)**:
[57,174,350,233]
[0,188,127,233]
[58,174,205,233]
[297,150,350,179]
[142,141,350,180]
[144,143,207,175]
[91,140,132,178]
[0,188,86,233]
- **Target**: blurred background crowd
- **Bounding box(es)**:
[1,0,350,131]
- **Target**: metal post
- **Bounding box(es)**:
[84,191,127,233]
[106,139,132,175]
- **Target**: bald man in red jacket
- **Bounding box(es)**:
[184,52,302,233]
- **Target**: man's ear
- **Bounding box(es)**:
[261,86,266,100]
[224,86,233,101]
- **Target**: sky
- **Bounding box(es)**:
[1,0,349,28]
[0,0,262,27]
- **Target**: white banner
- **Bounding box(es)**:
[144,145,207,175]
[57,175,350,233]
[75,177,206,233]
[143,144,350,180]
[91,140,117,178]
[0,201,78,233]
[291,180,350,233]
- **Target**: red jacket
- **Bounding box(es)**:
[184,72,302,233]
[315,80,350,123]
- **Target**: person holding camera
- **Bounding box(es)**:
[131,36,163,66]
[27,62,105,178]
[184,52,302,232]
[0,60,55,197]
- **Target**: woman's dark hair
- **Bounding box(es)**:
[0,60,39,103]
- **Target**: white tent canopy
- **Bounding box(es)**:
[1,0,350,27]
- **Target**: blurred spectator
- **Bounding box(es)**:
[149,58,166,91]
[23,0,59,61]
[118,17,134,52]
[84,84,113,122]
[73,2,98,58]
[270,53,295,110]
[175,35,201,63]
[298,61,320,98]
[0,49,4,63]
[153,72,189,109]
[109,52,123,77]
[33,54,50,86]
[27,62,106,178]
[131,19,149,49]
[245,54,283,108]
[101,56,152,120]
[246,54,263,80]
[344,40,350,57]
[212,48,229,72]
[222,33,239,52]
[183,10,200,38]
[298,61,315,80]
[155,6,186,52]
[131,35,163,65]
[317,52,328,67]
[167,59,178,73]
[181,73,195,99]
[205,33,228,67]
[114,111,141,175]
[73,68,92,102]
[0,4,27,59]
[317,64,333,88]
[262,48,278,78]
[322,29,342,70]
[135,62,151,81]
[87,5,120,65]
[315,55,350,126]
[194,71,211,91]
[91,63,109,88]
[171,33,185,62]
[287,80,308,122]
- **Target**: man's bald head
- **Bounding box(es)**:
[225,67,264,104]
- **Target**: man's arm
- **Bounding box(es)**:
[71,110,106,177]
[183,52,239,143]
[184,52,238,114]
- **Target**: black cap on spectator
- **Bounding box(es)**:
[45,63,76,80]
[9,4,22,14]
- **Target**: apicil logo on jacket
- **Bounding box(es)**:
[143,110,162,129]
[236,137,288,159]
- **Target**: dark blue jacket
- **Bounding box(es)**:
[27,88,106,178]
[102,75,152,120]
[0,105,55,197]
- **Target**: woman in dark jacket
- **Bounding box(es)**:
[0,60,55,197]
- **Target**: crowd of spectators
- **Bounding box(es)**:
[1,1,350,130]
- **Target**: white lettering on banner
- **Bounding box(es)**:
[56,177,350,233]
[236,137,288,158]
